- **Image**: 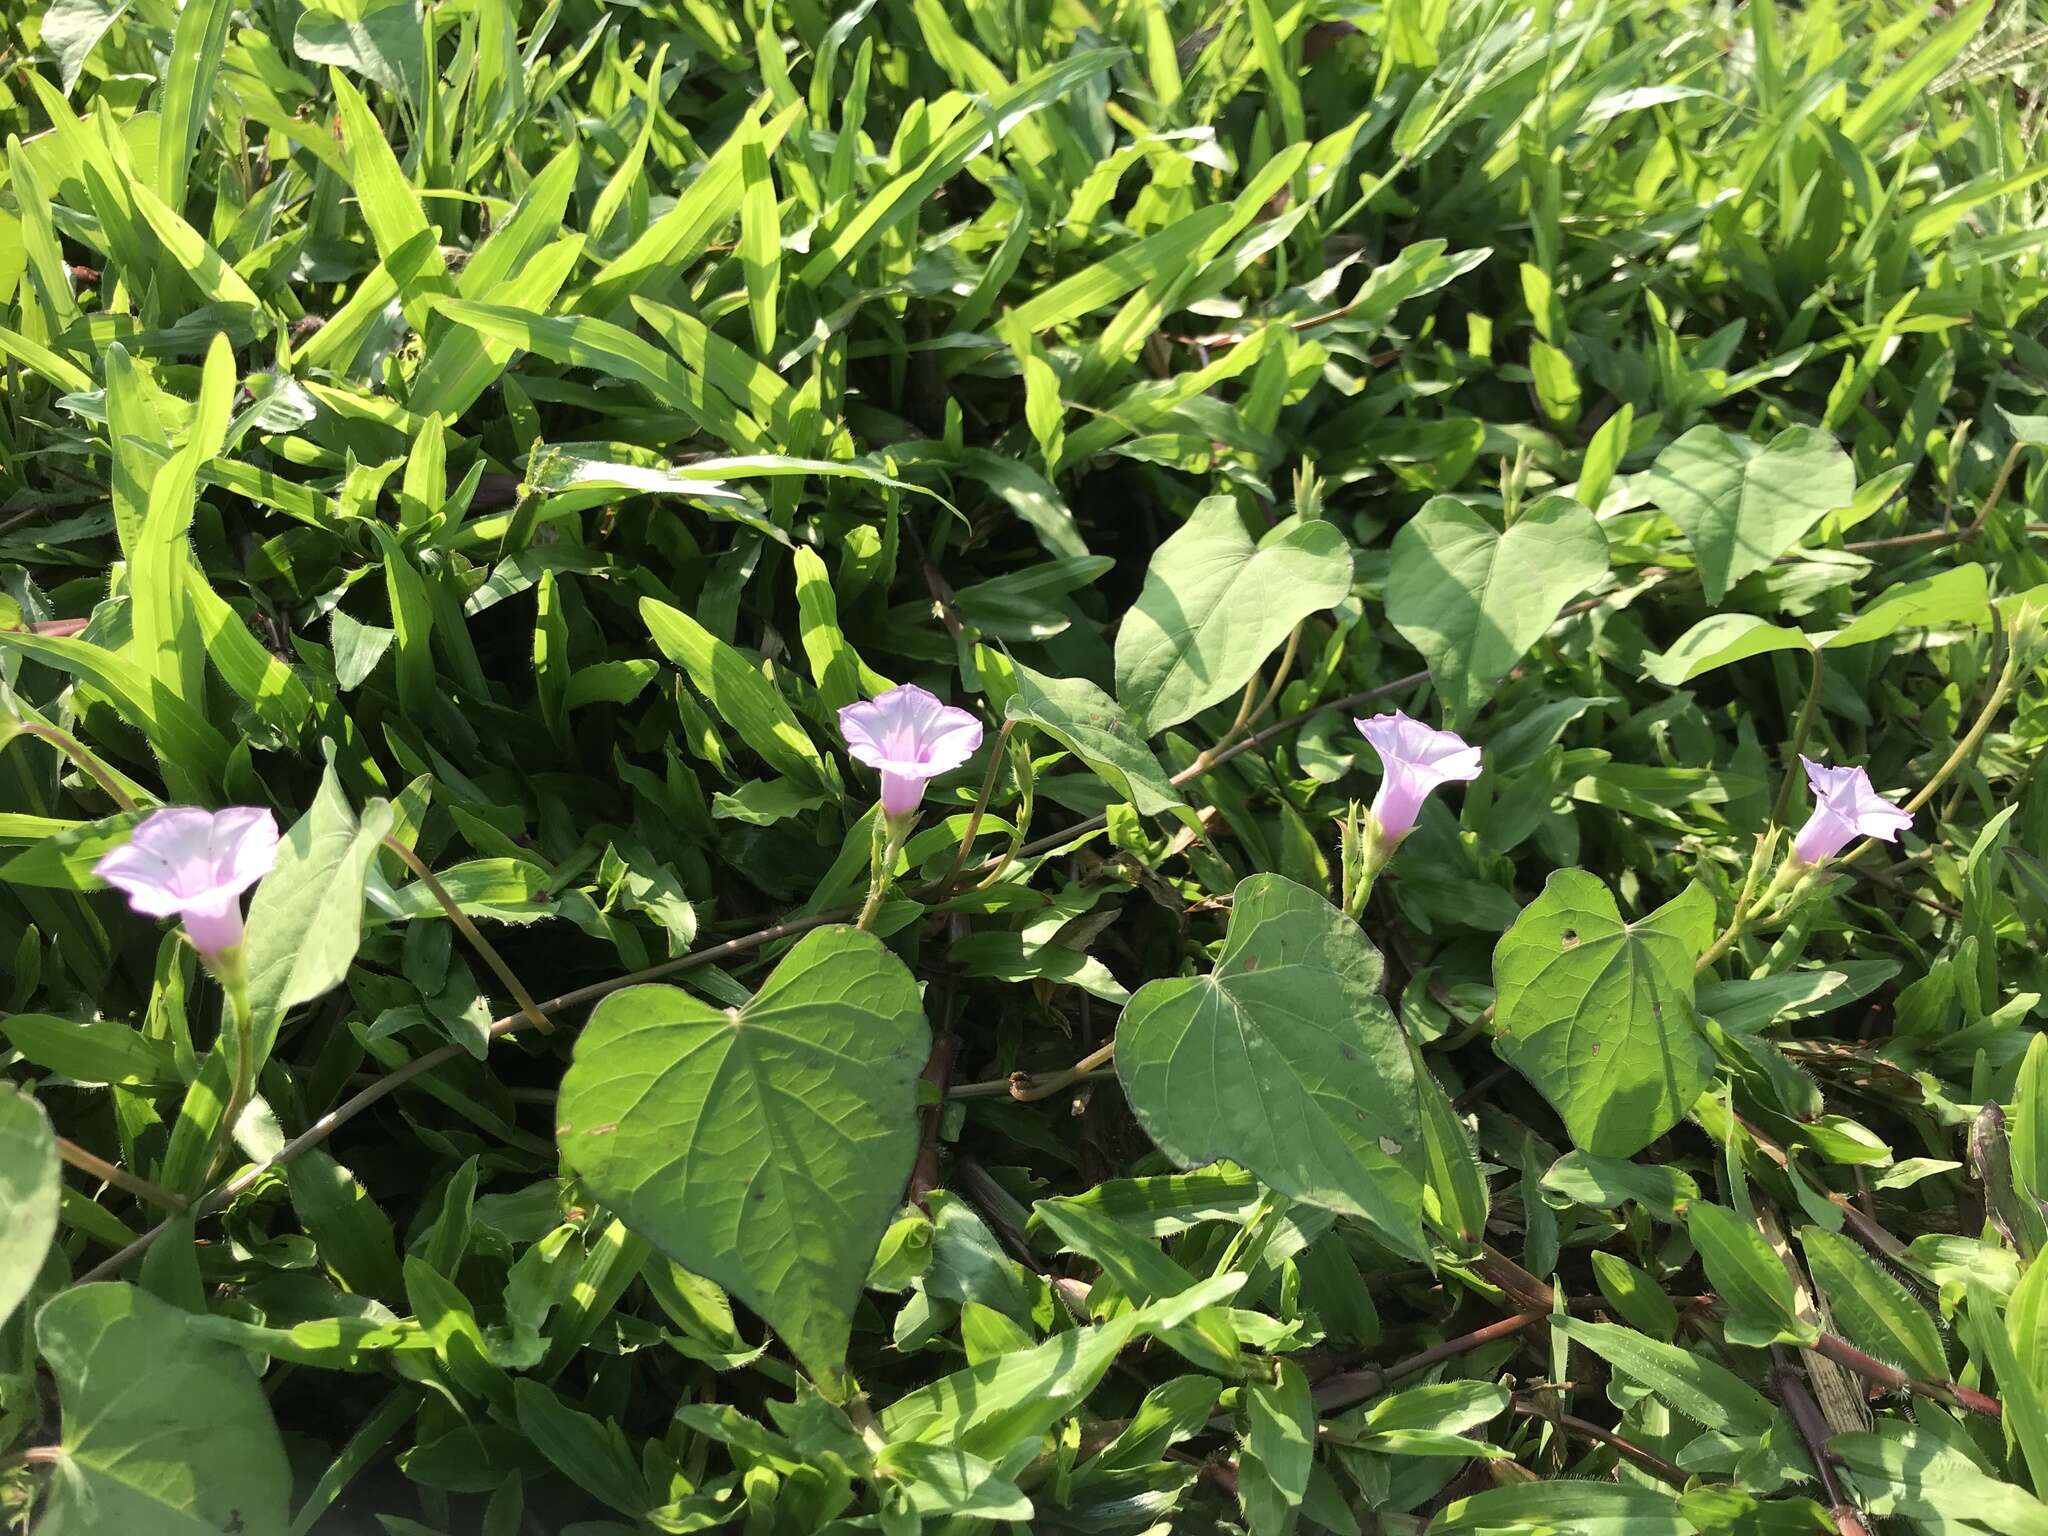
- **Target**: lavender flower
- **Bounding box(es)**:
[95,806,279,958]
[839,684,984,822]
[1790,757,1911,867]
[1354,711,1483,844]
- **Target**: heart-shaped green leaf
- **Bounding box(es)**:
[556,925,928,1385]
[1387,495,1608,724]
[1114,874,1428,1259]
[0,1084,57,1328]
[37,1282,292,1536]
[1114,495,1353,735]
[1644,425,1854,603]
[1493,871,1715,1157]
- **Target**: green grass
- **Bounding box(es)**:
[4,0,2048,1531]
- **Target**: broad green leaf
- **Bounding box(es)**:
[1494,871,1715,1157]
[1387,495,1608,723]
[1589,1251,1680,1337]
[293,3,424,96]
[1687,1202,1816,1346]
[1553,1318,1776,1436]
[875,1442,1033,1521]
[0,1083,58,1327]
[512,1379,653,1516]
[641,597,831,791]
[1837,1423,2048,1534]
[36,1283,292,1536]
[556,926,928,1385]
[1434,1482,1688,1536]
[1799,1225,1947,1381]
[0,1014,179,1086]
[1005,660,1186,820]
[1644,425,1855,603]
[1115,874,1429,1260]
[1541,1151,1698,1220]
[242,768,395,1063]
[1824,563,1992,649]
[1239,1360,1314,1535]
[42,0,130,93]
[1113,495,1353,735]
[1644,613,1810,685]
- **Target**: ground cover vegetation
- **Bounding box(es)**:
[5,0,2048,1531]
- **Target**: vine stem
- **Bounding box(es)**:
[1511,1397,1689,1488]
[382,836,551,1033]
[1772,1353,1874,1536]
[1838,630,2025,871]
[58,647,1515,1283]
[1187,624,1304,775]
[7,720,139,811]
[55,1135,185,1212]
[1697,645,1823,973]
[939,719,1014,890]
[1811,1329,2001,1419]
[1310,1310,1547,1414]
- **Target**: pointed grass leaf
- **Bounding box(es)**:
[36,1283,292,1536]
[556,926,928,1386]
[1493,872,1715,1157]
[243,768,395,1063]
[1553,1317,1776,1437]
[1644,613,1811,686]
[1799,1225,1948,1381]
[1387,495,1608,724]
[1115,874,1430,1261]
[641,597,831,791]
[1687,1202,1817,1347]
[0,1084,57,1327]
[1113,495,1353,735]
[1005,661,1187,820]
[1644,426,1854,603]
[1824,563,1992,649]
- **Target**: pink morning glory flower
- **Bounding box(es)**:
[94,806,279,957]
[1790,756,1912,866]
[839,684,984,821]
[1354,711,1483,843]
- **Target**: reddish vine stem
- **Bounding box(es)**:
[1773,1351,1874,1536]
[1311,1310,1546,1414]
[1812,1330,2001,1419]
[1511,1396,1689,1488]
